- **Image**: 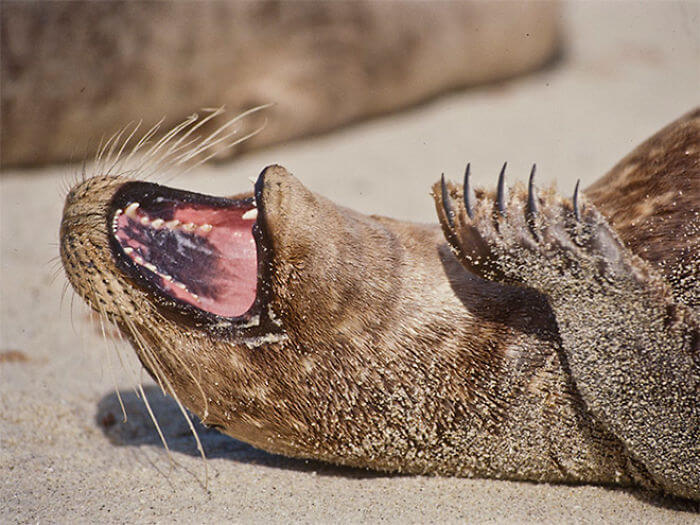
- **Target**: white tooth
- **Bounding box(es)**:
[123,247,134,254]
[176,282,187,289]
[140,216,150,225]
[151,218,164,229]
[242,208,258,220]
[162,274,173,282]
[183,222,196,232]
[165,220,180,229]
[199,224,213,233]
[125,202,140,217]
[134,255,144,264]
[144,263,157,272]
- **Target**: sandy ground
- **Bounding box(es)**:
[1,2,699,523]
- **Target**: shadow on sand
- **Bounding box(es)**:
[95,387,699,510]
[95,385,385,479]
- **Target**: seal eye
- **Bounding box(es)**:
[111,195,258,318]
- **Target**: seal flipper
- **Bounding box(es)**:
[432,170,700,500]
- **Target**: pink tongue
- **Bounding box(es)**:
[115,204,257,317]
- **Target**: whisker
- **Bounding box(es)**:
[102,123,131,171]
[95,299,129,424]
[138,382,175,466]
[122,314,209,488]
[104,121,142,177]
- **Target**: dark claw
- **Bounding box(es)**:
[463,163,474,219]
[496,162,507,216]
[527,164,538,218]
[573,179,581,221]
[441,173,455,227]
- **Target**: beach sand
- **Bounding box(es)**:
[1,2,699,522]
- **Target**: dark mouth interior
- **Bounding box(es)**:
[111,190,258,318]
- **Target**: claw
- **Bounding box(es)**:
[573,179,581,221]
[496,162,507,216]
[525,164,541,239]
[463,163,474,219]
[527,164,538,218]
[441,173,455,227]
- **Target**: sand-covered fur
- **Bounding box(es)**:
[60,110,698,500]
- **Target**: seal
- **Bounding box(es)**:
[2,1,560,166]
[59,108,699,500]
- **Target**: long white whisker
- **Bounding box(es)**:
[102,124,130,171]
[138,382,174,463]
[122,314,209,488]
[104,121,142,177]
[182,118,268,169]
[151,107,225,163]
[120,117,165,169]
[94,298,129,425]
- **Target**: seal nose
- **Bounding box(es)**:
[59,175,133,315]
[60,175,129,254]
[62,175,128,222]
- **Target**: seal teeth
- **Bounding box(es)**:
[242,208,258,220]
[182,222,196,232]
[123,246,134,254]
[140,216,150,225]
[199,224,213,233]
[165,219,180,229]
[125,202,140,218]
[144,262,157,272]
[112,209,123,232]
[151,218,164,229]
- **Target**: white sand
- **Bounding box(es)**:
[1,2,699,522]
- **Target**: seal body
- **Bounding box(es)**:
[2,1,559,166]
[60,109,699,499]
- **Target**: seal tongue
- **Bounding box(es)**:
[113,200,257,317]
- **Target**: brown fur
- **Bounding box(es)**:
[432,108,699,500]
[60,109,698,499]
[587,108,700,308]
[2,1,560,166]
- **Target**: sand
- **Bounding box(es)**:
[1,2,699,523]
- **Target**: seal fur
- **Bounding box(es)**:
[60,108,699,500]
[2,1,560,166]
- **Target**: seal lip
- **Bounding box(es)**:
[107,180,282,338]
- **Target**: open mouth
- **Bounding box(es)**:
[109,182,259,319]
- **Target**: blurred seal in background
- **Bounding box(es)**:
[1,1,560,167]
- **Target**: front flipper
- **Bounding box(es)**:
[433,165,699,500]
